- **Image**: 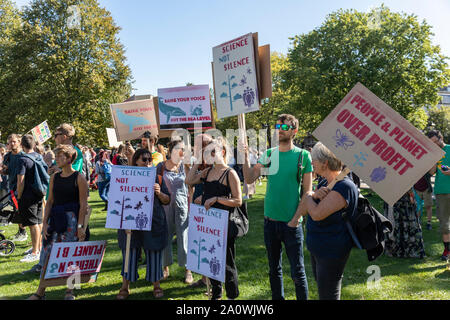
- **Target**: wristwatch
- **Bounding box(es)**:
[77,224,83,229]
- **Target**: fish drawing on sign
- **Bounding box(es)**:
[116,109,151,133]
[158,97,186,123]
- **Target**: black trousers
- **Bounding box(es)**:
[209,235,239,300]
[310,251,350,300]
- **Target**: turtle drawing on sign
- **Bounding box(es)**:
[209,257,221,276]
[134,201,143,210]
[242,87,256,108]
[144,195,150,202]
[135,212,148,230]
[333,129,355,150]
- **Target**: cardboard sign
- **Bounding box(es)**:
[31,120,51,144]
[105,165,156,231]
[110,99,158,141]
[312,82,445,206]
[212,33,260,119]
[157,85,213,130]
[44,240,106,279]
[106,128,122,148]
[187,204,228,282]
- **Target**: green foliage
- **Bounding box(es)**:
[0,0,133,146]
[427,105,450,142]
[282,5,450,134]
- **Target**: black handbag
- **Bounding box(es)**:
[226,170,249,238]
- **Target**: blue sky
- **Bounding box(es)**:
[13,0,450,96]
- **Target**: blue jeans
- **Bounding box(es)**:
[264,218,308,300]
[97,180,110,203]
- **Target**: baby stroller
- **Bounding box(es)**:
[0,192,17,256]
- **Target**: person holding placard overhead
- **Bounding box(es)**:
[27,144,88,300]
[116,148,170,300]
[289,142,358,300]
[242,114,312,300]
[187,136,242,300]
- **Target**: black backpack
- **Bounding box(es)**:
[342,194,393,261]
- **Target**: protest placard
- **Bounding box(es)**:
[30,120,52,144]
[157,85,213,131]
[106,128,122,148]
[105,165,156,231]
[186,204,229,283]
[312,82,445,206]
[212,33,260,119]
[110,99,159,141]
[44,240,107,280]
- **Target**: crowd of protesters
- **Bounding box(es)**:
[0,116,448,301]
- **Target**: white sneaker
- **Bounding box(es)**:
[20,253,40,263]
[12,232,28,242]
[243,195,249,200]
[23,247,33,255]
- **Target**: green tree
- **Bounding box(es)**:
[0,0,133,146]
[427,105,450,142]
[282,5,450,134]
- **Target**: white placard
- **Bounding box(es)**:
[105,165,156,231]
[187,204,229,282]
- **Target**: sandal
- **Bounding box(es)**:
[116,289,129,300]
[184,271,194,285]
[27,293,45,300]
[153,286,164,299]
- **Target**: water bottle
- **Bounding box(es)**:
[442,165,449,172]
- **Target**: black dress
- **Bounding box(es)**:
[201,167,239,300]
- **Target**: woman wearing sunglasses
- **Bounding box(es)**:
[159,139,194,284]
[187,136,242,300]
[116,148,170,299]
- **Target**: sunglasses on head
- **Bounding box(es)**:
[275,124,295,131]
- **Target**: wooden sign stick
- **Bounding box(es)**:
[124,231,131,273]
[327,167,351,189]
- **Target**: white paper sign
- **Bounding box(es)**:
[187,204,229,282]
[105,165,156,231]
[213,33,259,119]
[44,240,107,279]
[157,85,213,130]
[106,128,122,148]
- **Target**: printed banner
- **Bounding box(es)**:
[44,240,107,279]
[187,204,228,283]
[312,82,445,206]
[110,99,159,141]
[157,85,213,130]
[212,33,259,119]
[105,165,156,231]
[31,120,51,144]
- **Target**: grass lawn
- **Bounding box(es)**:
[0,181,449,300]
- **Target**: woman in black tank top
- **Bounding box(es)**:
[188,137,242,300]
[28,144,88,300]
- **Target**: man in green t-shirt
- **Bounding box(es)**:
[242,114,313,300]
[427,130,450,261]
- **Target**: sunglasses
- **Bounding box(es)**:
[141,157,151,163]
[54,133,63,137]
[275,124,295,131]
